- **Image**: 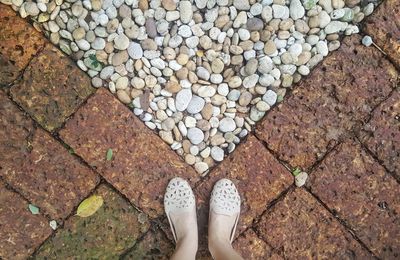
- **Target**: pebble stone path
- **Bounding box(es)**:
[0,0,381,174]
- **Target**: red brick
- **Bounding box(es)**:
[232,229,280,259]
[35,184,150,259]
[256,35,398,170]
[0,5,46,85]
[0,181,52,260]
[359,89,400,179]
[122,229,174,259]
[256,188,373,259]
[364,0,400,68]
[192,135,292,253]
[10,44,95,131]
[0,91,99,221]
[59,88,200,218]
[308,139,400,258]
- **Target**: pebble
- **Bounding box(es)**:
[233,0,250,10]
[249,107,265,122]
[76,39,90,50]
[176,89,192,111]
[239,92,252,107]
[319,11,331,28]
[258,56,273,74]
[92,77,103,88]
[116,76,129,89]
[316,41,329,56]
[289,0,304,20]
[194,162,208,174]
[92,38,106,50]
[162,118,175,131]
[272,4,288,19]
[234,11,247,28]
[211,59,224,74]
[180,1,193,24]
[73,28,85,40]
[114,34,130,50]
[160,131,174,144]
[295,171,308,187]
[362,35,373,47]
[25,2,40,16]
[238,28,250,41]
[187,128,204,145]
[112,51,129,66]
[117,90,131,104]
[250,3,262,16]
[145,18,157,38]
[211,146,224,161]
[128,42,143,59]
[228,90,240,101]
[243,74,258,88]
[197,67,210,80]
[219,118,236,132]
[162,0,176,10]
[187,95,205,114]
[246,18,263,31]
[325,21,347,34]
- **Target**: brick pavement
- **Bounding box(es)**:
[0,3,399,259]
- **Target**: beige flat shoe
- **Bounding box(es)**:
[164,177,197,243]
[209,178,241,243]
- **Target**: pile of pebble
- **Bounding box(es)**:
[1,0,379,174]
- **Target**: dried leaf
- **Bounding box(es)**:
[28,204,40,215]
[106,148,113,161]
[76,195,104,217]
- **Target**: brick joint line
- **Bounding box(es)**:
[304,186,380,259]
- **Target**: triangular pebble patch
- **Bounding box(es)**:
[2,0,380,174]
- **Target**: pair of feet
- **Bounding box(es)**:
[164,178,242,260]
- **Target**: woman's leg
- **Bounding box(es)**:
[208,179,244,260]
[164,178,198,260]
[208,213,243,260]
[170,211,198,260]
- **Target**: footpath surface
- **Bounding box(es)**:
[0,1,399,259]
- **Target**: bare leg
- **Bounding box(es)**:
[208,213,243,260]
[209,241,243,260]
[164,178,198,260]
[170,211,198,260]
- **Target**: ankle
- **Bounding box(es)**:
[176,234,198,253]
[208,235,232,253]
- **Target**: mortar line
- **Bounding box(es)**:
[356,136,400,184]
[304,187,380,259]
[0,174,55,222]
[1,41,47,89]
[29,179,104,258]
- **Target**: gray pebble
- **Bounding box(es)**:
[176,89,193,112]
[187,95,205,114]
[362,35,373,47]
[187,127,204,145]
[211,146,224,161]
[128,42,143,59]
[219,118,236,132]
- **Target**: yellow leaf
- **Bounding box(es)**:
[76,195,104,217]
